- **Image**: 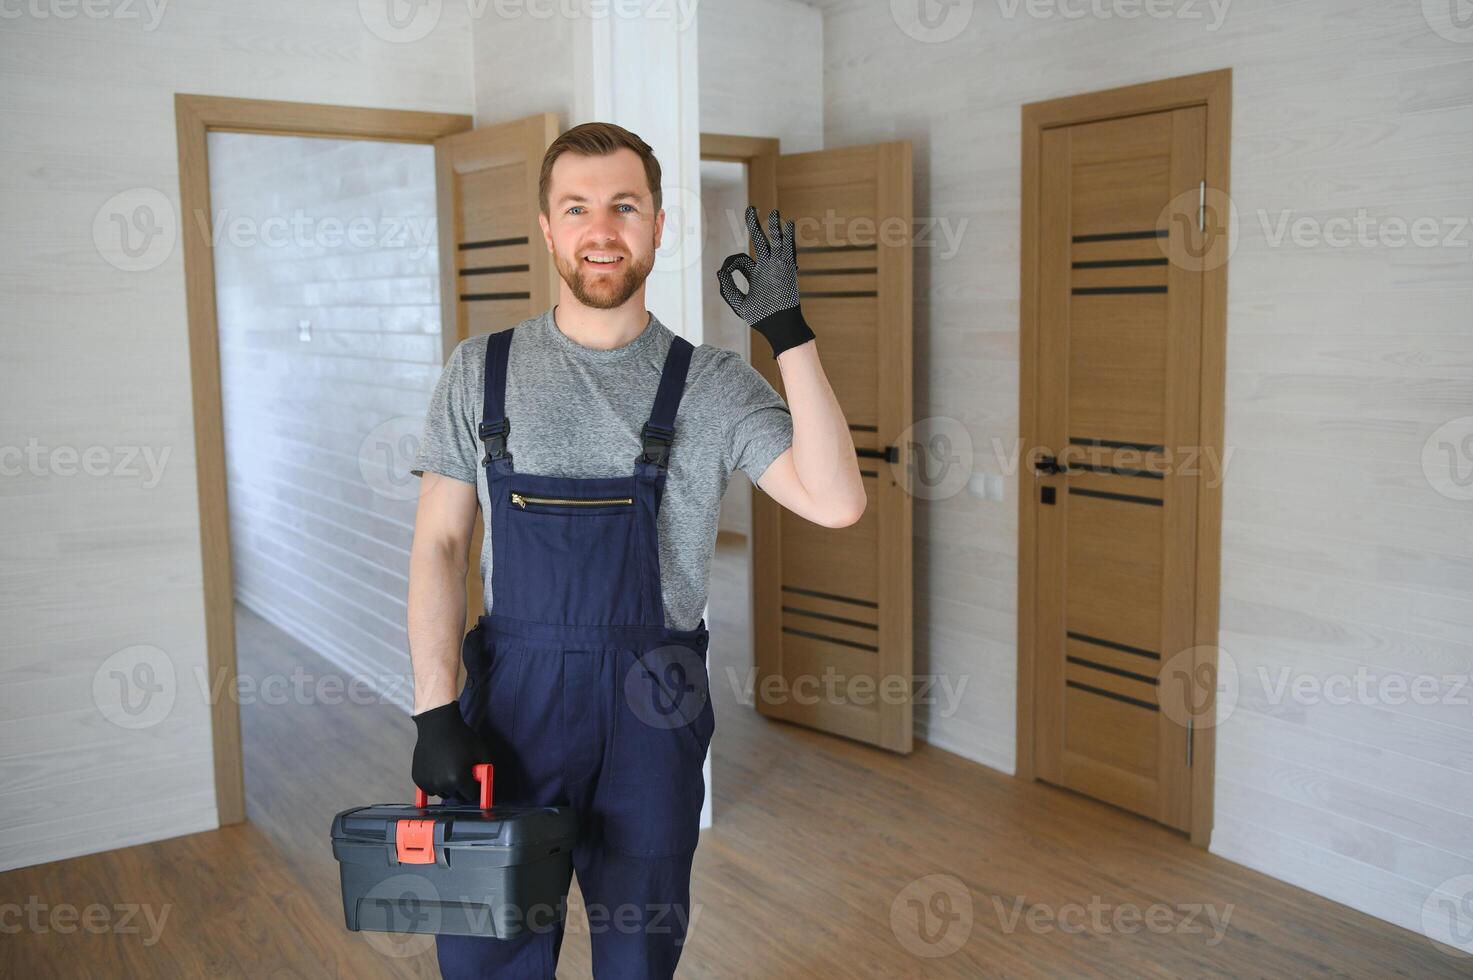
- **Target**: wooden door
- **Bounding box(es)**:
[434,112,562,627]
[749,141,915,753]
[1028,106,1214,832]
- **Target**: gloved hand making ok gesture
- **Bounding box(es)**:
[716,205,816,358]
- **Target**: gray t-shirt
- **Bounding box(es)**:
[411,306,793,631]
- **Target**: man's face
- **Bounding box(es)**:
[540,147,663,311]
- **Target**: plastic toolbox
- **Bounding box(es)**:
[330,764,577,939]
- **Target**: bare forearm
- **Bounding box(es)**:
[407,539,468,713]
[776,339,865,521]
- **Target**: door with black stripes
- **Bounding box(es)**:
[748,141,916,754]
[1029,107,1208,831]
[433,112,564,635]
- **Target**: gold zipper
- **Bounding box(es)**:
[511,492,634,509]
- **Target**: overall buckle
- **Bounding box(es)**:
[479,417,510,464]
[639,422,674,468]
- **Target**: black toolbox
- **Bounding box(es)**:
[330,763,578,939]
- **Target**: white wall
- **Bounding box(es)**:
[698,0,825,154]
[210,132,441,707]
[695,0,826,538]
[0,2,473,870]
[811,0,1473,938]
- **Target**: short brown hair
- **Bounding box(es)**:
[538,122,662,217]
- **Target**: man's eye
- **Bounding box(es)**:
[619,204,635,213]
[567,206,584,215]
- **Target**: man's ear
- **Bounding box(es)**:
[538,211,552,251]
[652,207,664,251]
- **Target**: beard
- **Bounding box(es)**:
[553,244,655,310]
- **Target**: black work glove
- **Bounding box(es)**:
[411,700,491,803]
[716,205,816,358]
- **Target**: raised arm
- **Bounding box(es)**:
[717,206,866,528]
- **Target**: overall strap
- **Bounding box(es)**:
[479,328,515,464]
[638,335,695,469]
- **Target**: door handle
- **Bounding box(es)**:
[856,446,901,464]
[1035,455,1070,476]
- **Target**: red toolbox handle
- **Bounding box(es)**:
[413,763,494,810]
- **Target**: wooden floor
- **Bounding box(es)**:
[4,534,1458,978]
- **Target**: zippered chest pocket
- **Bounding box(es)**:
[498,486,649,625]
[510,491,634,514]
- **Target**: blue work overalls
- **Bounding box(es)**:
[436,326,715,979]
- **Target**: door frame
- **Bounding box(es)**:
[175,94,473,825]
[1014,69,1232,848]
[697,132,779,715]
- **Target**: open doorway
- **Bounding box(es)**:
[206,128,443,850]
[175,95,472,826]
[697,156,760,707]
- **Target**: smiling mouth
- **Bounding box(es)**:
[583,255,625,270]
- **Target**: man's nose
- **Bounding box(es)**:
[586,210,622,243]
